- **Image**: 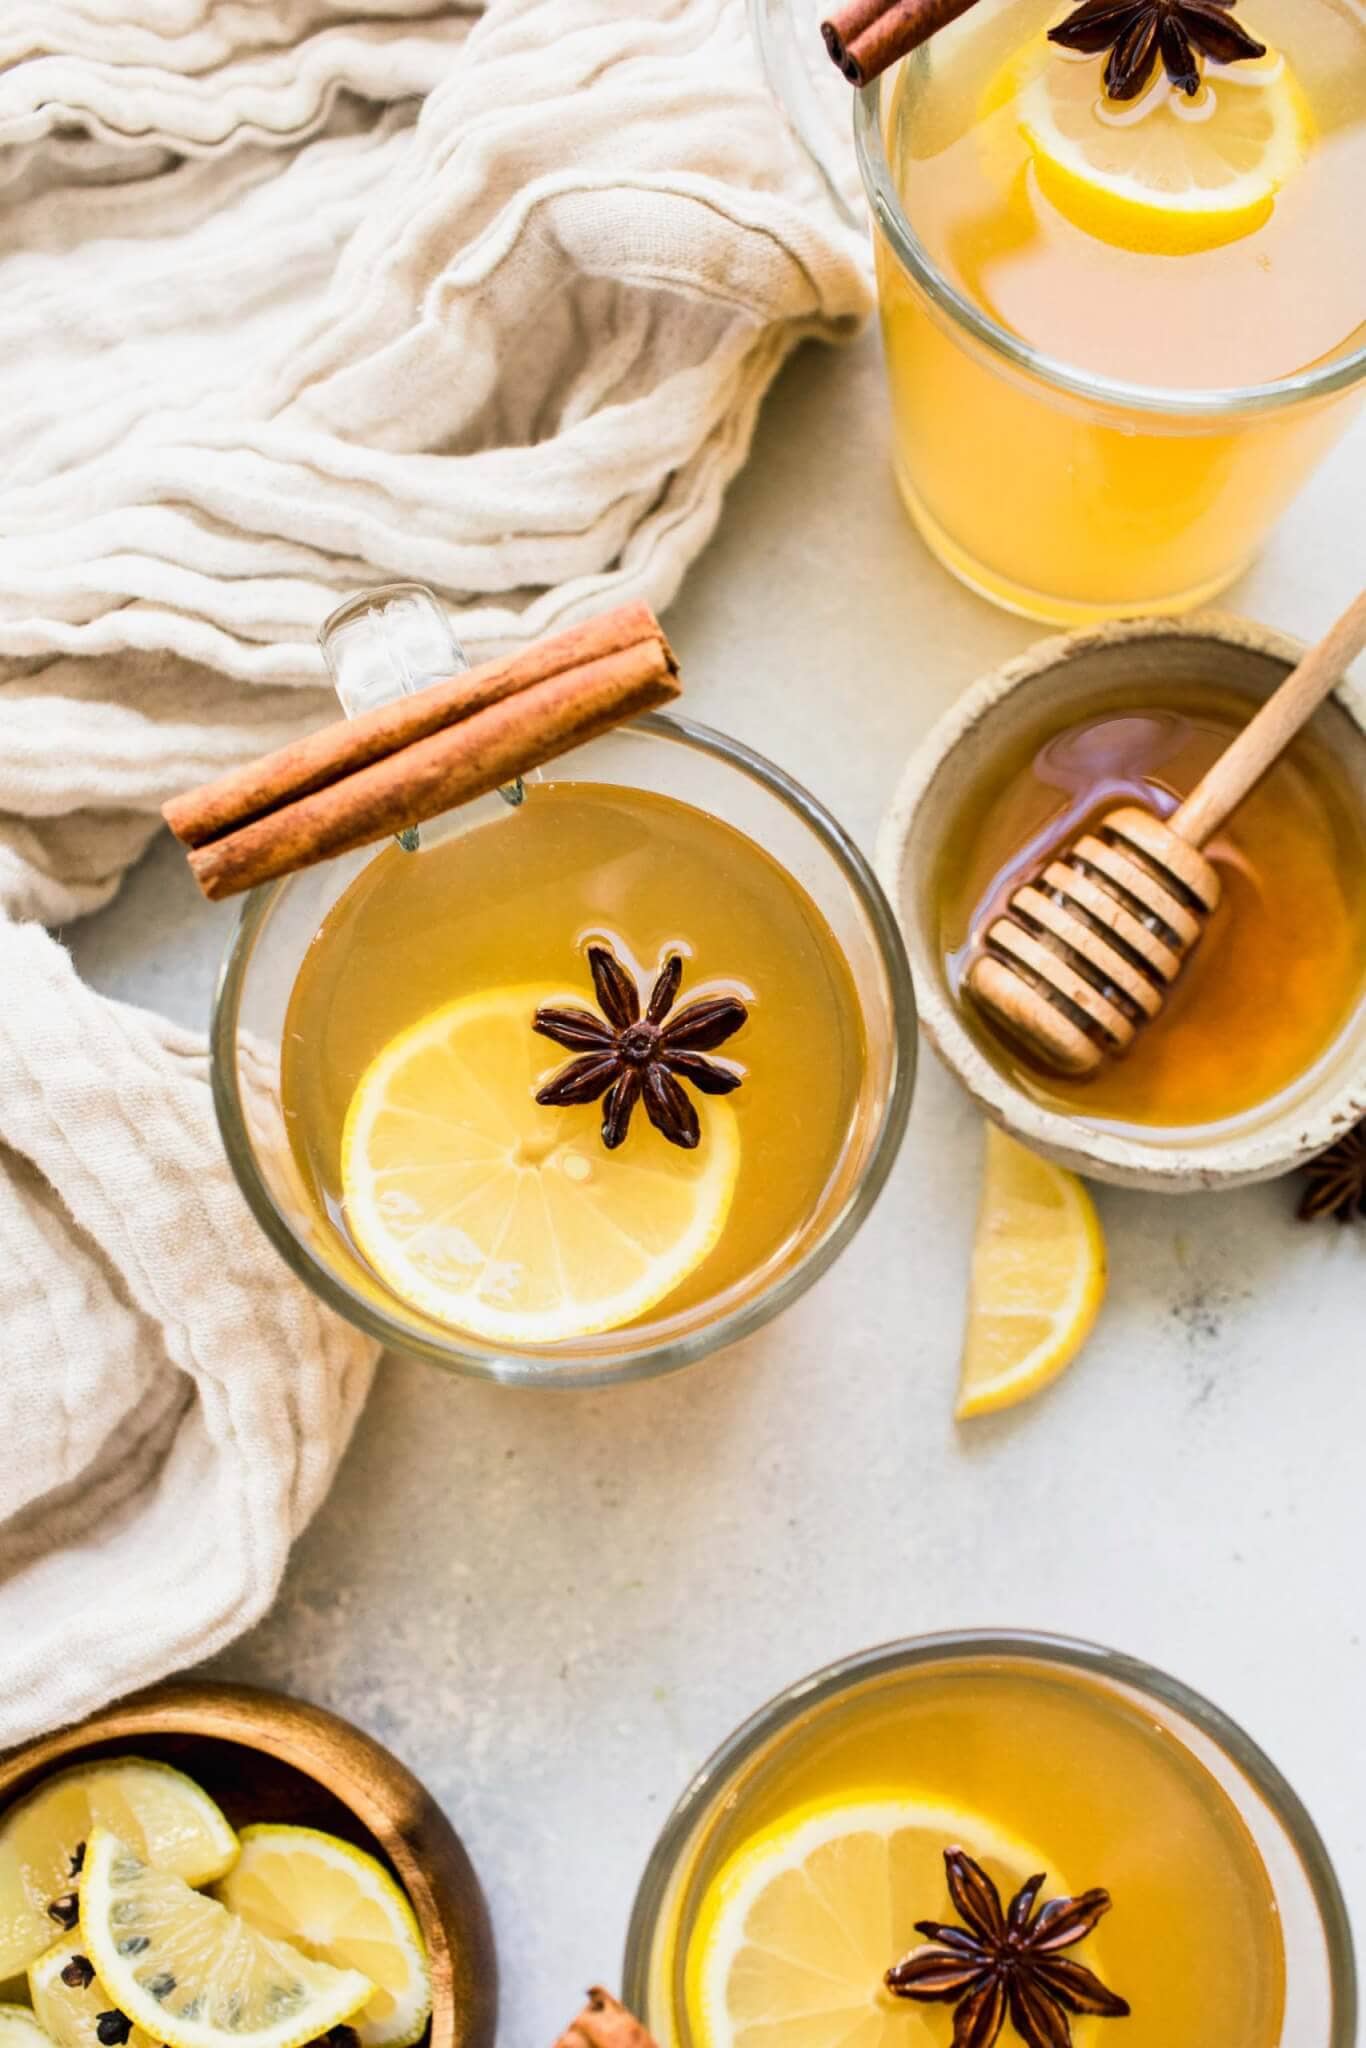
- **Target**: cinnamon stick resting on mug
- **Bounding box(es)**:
[552,1989,658,2048]
[821,0,983,85]
[164,602,679,901]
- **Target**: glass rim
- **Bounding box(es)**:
[210,708,916,1390]
[854,64,1366,421]
[621,1626,1358,2043]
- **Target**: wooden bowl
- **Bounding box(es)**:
[0,1682,496,2048]
[875,613,1366,1191]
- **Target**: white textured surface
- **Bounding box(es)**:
[71,330,1366,2046]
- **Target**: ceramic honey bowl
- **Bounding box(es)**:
[876,613,1366,1191]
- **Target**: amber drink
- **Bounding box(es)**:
[625,1634,1355,2047]
[213,707,912,1383]
[860,0,1366,621]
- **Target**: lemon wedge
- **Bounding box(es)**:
[686,1796,1062,2047]
[1019,46,1312,252]
[341,986,739,1345]
[30,1942,158,2048]
[956,1126,1105,1419]
[215,1828,430,2048]
[78,1830,371,2048]
[0,1762,238,1980]
[0,2009,55,2048]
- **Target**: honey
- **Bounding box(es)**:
[937,681,1366,1133]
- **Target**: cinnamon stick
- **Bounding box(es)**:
[821,0,982,85]
[185,636,679,900]
[164,601,667,851]
[552,1989,658,2048]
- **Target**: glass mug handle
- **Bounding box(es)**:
[318,582,523,852]
[748,0,864,228]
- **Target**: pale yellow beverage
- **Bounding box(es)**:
[280,783,869,1350]
[876,0,1366,620]
[646,1655,1290,2047]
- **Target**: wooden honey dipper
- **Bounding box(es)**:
[969,590,1366,1077]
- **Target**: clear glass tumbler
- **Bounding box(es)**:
[210,714,914,1388]
[623,1630,1357,2045]
[752,0,1366,625]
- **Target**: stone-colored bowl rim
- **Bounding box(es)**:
[875,611,1366,1192]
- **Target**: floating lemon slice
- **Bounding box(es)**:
[686,1796,1063,2048]
[0,1762,238,1979]
[79,1830,371,2048]
[956,1126,1106,1420]
[216,1828,430,2048]
[30,1941,158,2048]
[341,986,740,1345]
[1017,43,1312,252]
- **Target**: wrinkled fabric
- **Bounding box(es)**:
[0,0,868,1736]
[0,921,377,1748]
[1,0,869,924]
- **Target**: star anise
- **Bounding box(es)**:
[886,1848,1131,2048]
[1048,0,1266,100]
[533,946,746,1152]
[1297,1115,1366,1224]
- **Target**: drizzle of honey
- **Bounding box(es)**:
[939,683,1366,1135]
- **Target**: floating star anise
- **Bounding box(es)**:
[885,1848,1131,2048]
[533,945,747,1152]
[1297,1115,1366,1224]
[1048,0,1266,100]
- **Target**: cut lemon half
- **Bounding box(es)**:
[1018,45,1312,251]
[957,1126,1105,1420]
[686,1796,1066,2048]
[78,1830,371,2048]
[341,986,740,1346]
[0,2009,55,2048]
[30,1942,158,2048]
[215,1828,430,2048]
[0,1762,238,1980]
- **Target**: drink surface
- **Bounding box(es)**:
[890,0,1366,388]
[281,782,867,1344]
[937,681,1366,1133]
[665,1657,1286,2046]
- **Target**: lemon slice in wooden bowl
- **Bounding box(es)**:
[79,1831,370,2048]
[216,1828,430,2048]
[0,1762,237,1980]
[30,1941,158,2048]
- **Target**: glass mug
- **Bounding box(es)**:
[210,589,915,1387]
[624,1630,1358,2046]
[752,0,1366,625]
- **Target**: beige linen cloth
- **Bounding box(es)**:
[0,0,869,1741]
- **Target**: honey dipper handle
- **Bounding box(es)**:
[1172,589,1366,848]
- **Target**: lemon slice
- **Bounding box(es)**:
[0,1763,238,1980]
[1018,44,1312,251]
[30,1942,158,2048]
[687,1796,1066,2047]
[79,1830,370,2048]
[956,1126,1105,1419]
[0,2009,55,2048]
[215,1828,430,2048]
[341,986,740,1345]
